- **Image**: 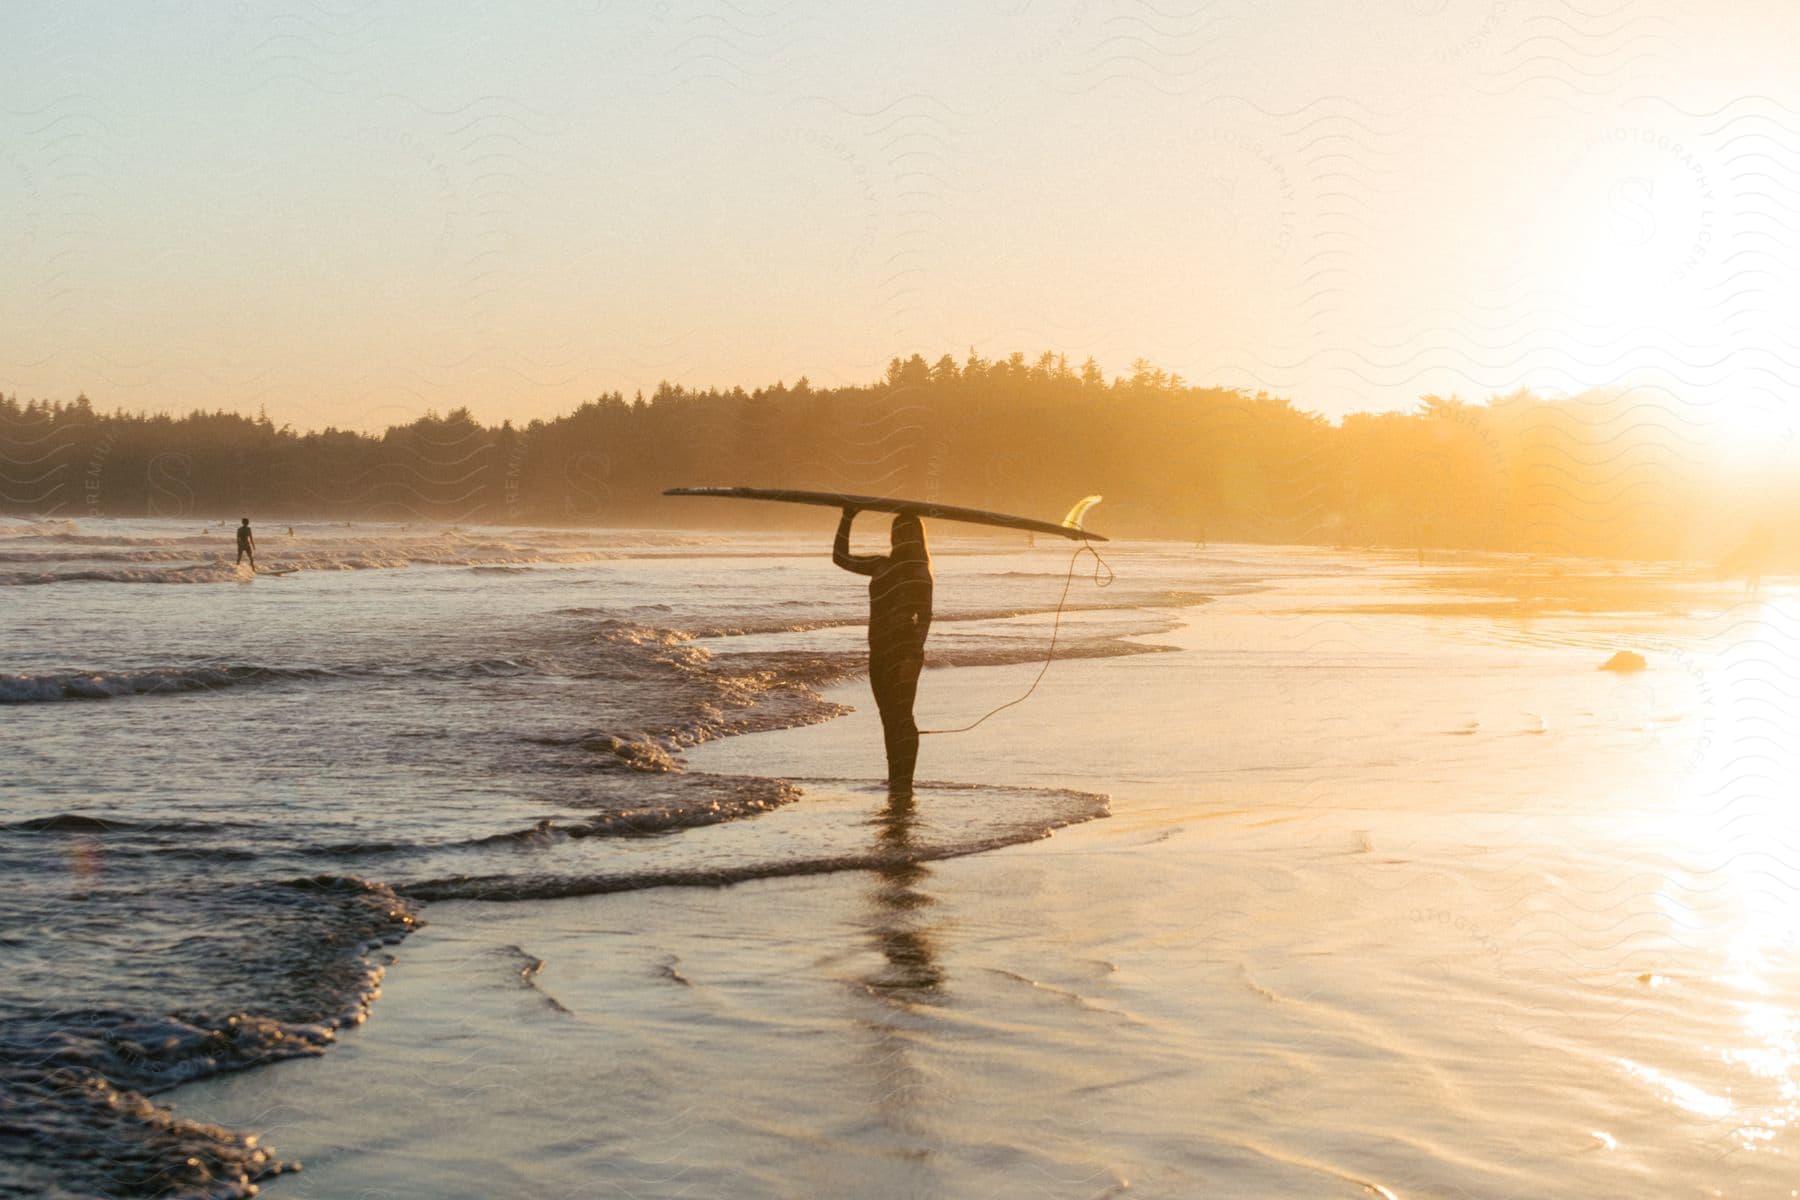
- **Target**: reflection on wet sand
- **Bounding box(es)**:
[844,790,947,1188]
[864,791,946,1002]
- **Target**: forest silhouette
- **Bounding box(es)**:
[2,350,1790,567]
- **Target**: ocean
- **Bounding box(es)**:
[0,517,1213,1197]
[4,518,1797,1197]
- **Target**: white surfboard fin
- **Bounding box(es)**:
[1061,494,1103,533]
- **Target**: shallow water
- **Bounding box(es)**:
[622,560,1800,1198]
[8,519,1797,1197]
[0,517,1216,1197]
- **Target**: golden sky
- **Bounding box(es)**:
[4,1,1797,444]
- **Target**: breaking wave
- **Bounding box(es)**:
[0,664,340,704]
[0,875,419,1200]
[0,518,1204,1197]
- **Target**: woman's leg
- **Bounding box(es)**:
[870,640,924,792]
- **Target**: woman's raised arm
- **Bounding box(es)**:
[832,506,883,576]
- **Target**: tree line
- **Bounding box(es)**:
[1,350,1789,565]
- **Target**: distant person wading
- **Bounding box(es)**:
[834,507,933,794]
[235,518,256,570]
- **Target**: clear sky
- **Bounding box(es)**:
[4,1,1798,438]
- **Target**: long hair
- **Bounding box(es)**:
[889,513,928,563]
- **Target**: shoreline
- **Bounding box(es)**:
[169,564,1790,1197]
[169,618,1185,1195]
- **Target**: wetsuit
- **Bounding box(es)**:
[834,513,933,791]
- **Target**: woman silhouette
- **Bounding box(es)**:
[834,507,933,793]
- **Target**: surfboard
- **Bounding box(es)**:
[256,567,298,576]
[664,487,1106,542]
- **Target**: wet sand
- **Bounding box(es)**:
[175,564,1800,1197]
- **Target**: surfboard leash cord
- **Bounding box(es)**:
[919,539,1114,736]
